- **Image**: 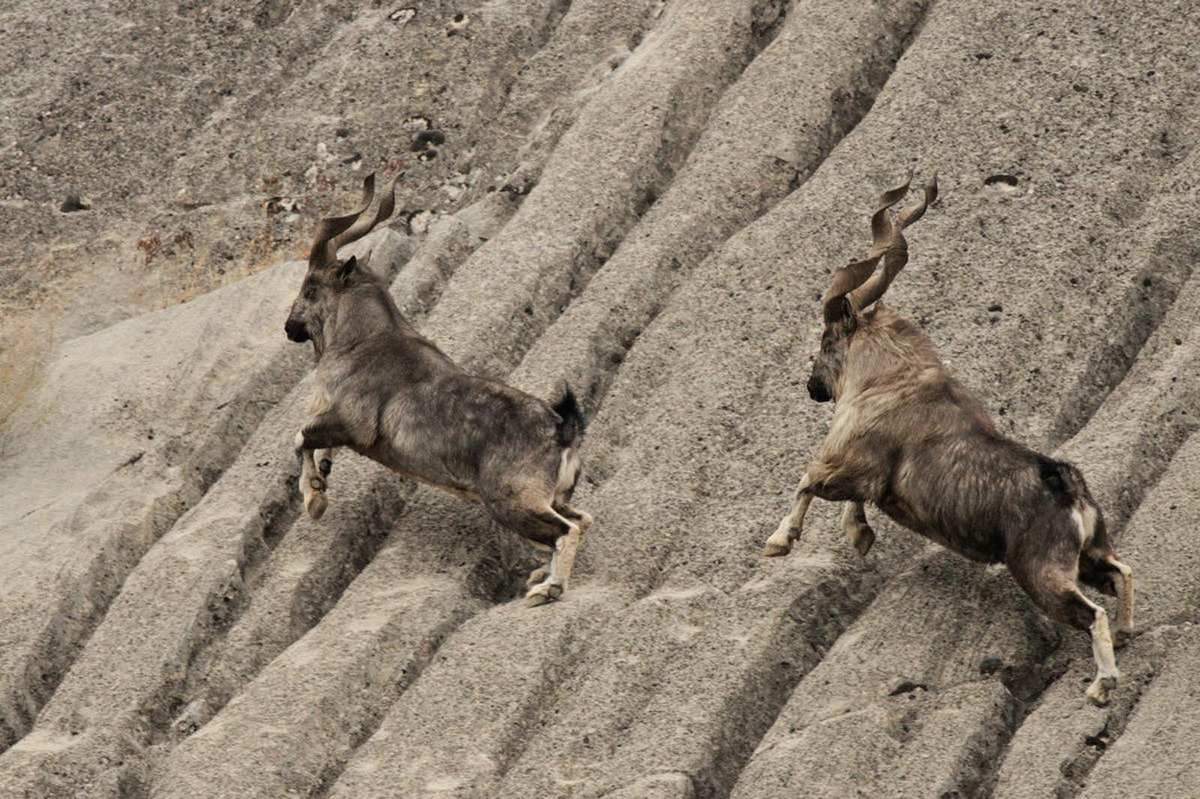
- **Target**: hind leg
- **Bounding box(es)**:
[525,504,591,607]
[1108,556,1134,646]
[495,499,588,607]
[1080,549,1135,647]
[1084,600,1121,705]
[1014,563,1120,705]
[541,502,591,597]
[526,564,550,589]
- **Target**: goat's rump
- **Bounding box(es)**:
[872,431,1086,564]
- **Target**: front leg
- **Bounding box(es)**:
[295,433,329,520]
[316,448,334,478]
[764,473,813,557]
[295,413,349,520]
[841,501,875,557]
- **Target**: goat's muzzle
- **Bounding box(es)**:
[285,318,310,343]
[807,376,832,403]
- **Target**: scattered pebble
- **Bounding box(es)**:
[60,192,90,212]
[389,7,416,24]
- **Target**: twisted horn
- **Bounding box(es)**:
[331,171,399,251]
[850,172,938,310]
[822,251,885,324]
[821,172,914,324]
[308,173,377,269]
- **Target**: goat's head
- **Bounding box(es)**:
[807,171,938,403]
[285,172,399,351]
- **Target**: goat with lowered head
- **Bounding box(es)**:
[284,172,591,606]
[764,173,1134,705]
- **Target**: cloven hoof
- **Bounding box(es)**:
[305,492,328,521]
[1085,675,1118,706]
[524,582,563,608]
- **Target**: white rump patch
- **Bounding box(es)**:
[1071,501,1098,548]
[555,447,581,497]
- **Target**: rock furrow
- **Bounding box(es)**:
[510,0,933,417]
[0,248,345,754]
[0,229,431,796]
[423,0,789,374]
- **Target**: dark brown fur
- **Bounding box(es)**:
[765,174,1133,704]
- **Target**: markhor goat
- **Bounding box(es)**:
[764,174,1134,705]
[285,173,591,606]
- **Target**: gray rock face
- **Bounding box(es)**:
[2,0,1199,797]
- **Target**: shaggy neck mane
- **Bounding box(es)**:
[326,280,412,353]
[838,304,945,399]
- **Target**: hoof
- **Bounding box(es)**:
[1114,628,1133,649]
[1085,675,1118,706]
[524,582,563,608]
[305,492,328,521]
[852,526,875,558]
[525,566,549,590]
[319,458,332,476]
[762,542,791,558]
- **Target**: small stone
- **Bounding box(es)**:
[389,7,416,24]
[60,192,90,212]
[978,656,1003,675]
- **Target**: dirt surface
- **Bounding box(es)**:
[2,1,1199,797]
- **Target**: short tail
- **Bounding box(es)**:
[551,386,586,448]
[1037,456,1088,504]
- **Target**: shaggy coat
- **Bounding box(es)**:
[764,174,1133,705]
[285,173,590,606]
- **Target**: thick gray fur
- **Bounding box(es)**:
[285,174,591,607]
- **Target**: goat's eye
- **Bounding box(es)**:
[303,286,317,301]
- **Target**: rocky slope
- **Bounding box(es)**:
[1,1,1198,797]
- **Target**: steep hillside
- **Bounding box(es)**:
[1,1,1198,797]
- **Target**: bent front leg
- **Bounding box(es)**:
[295,413,350,520]
[764,473,813,557]
[841,501,875,557]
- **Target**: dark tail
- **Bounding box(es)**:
[1037,456,1087,505]
[551,387,586,448]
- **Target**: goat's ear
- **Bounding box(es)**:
[838,296,855,325]
[337,255,357,283]
[823,293,855,326]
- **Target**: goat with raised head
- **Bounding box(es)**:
[763,173,1134,705]
[285,173,591,606]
